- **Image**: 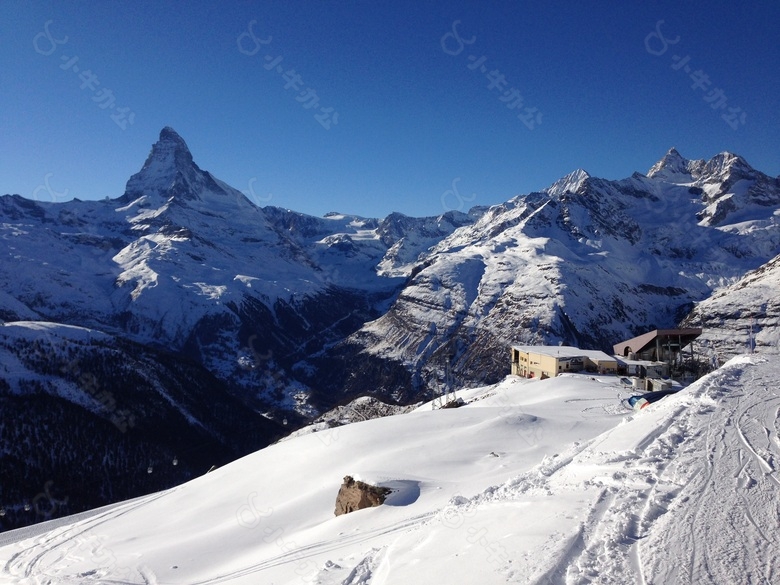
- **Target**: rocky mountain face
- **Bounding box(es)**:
[2,131,779,530]
[0,128,475,529]
[327,148,780,403]
[681,252,780,359]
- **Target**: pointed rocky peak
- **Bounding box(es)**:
[544,168,590,198]
[121,127,204,202]
[702,151,755,181]
[157,126,194,165]
[647,147,692,179]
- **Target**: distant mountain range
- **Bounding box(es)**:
[336,146,780,401]
[2,127,778,530]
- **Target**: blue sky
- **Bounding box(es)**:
[2,1,778,218]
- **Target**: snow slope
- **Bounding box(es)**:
[2,355,777,584]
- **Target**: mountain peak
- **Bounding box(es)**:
[704,151,753,178]
[146,126,195,176]
[545,168,590,197]
[647,147,691,179]
[122,127,200,201]
[158,126,191,155]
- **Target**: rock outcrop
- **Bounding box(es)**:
[334,476,392,516]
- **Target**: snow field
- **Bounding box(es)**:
[2,357,779,584]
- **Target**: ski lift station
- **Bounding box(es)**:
[510,328,702,382]
[612,328,702,363]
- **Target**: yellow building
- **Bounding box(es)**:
[510,345,618,379]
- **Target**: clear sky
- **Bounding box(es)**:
[2,1,778,218]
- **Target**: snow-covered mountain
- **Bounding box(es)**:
[0,127,475,417]
[2,355,777,584]
[2,129,780,532]
[0,128,477,530]
[682,252,780,358]
[333,148,780,402]
[5,131,778,412]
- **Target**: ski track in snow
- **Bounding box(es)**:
[544,358,780,585]
[643,362,780,585]
[183,514,431,585]
[3,489,172,584]
[2,358,779,584]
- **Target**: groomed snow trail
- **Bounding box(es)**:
[531,356,780,584]
[1,358,778,584]
[641,357,780,585]
[425,356,780,584]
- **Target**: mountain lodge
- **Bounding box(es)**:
[511,328,703,382]
[510,345,618,379]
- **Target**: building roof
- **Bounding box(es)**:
[614,356,667,367]
[512,345,617,363]
[613,328,702,357]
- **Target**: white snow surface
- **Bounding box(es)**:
[2,356,778,584]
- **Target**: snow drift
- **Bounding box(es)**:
[2,355,778,584]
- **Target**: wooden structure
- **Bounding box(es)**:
[613,328,701,363]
